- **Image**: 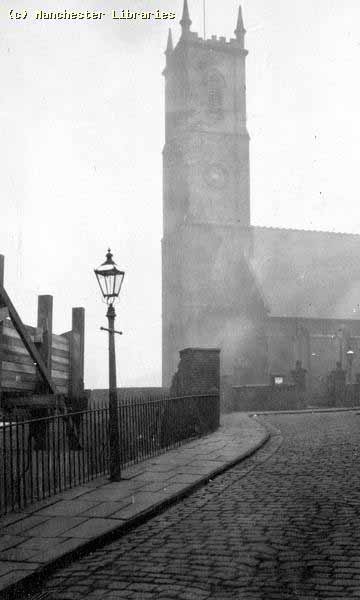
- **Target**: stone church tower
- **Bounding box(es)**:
[162,2,268,385]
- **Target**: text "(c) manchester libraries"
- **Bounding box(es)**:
[34,10,176,20]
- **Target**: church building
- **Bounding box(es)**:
[162,1,360,392]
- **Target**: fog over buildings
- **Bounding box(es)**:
[1,0,360,388]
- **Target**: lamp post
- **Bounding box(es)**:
[94,249,125,481]
[346,349,354,385]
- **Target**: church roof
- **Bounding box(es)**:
[251,226,360,320]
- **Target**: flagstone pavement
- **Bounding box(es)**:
[0,413,268,599]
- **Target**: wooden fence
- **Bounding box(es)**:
[1,319,70,395]
[0,254,84,400]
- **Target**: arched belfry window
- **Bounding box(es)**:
[207,71,225,113]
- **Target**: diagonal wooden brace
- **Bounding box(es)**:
[0,285,57,394]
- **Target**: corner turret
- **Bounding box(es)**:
[165,28,173,57]
[234,5,246,48]
[180,0,192,37]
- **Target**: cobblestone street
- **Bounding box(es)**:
[30,411,360,599]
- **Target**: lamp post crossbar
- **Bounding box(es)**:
[100,326,123,335]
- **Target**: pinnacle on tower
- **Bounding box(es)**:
[180,0,192,34]
[165,28,173,56]
[234,5,246,40]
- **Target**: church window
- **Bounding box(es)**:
[207,72,224,113]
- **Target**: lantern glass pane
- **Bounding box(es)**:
[103,274,110,297]
[109,274,116,296]
[95,252,125,303]
[114,273,124,297]
[95,273,107,298]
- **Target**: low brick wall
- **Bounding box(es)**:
[233,383,360,412]
[233,384,307,412]
[311,384,360,408]
[170,348,220,397]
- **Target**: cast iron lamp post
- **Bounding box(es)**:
[94,249,125,481]
[346,349,354,385]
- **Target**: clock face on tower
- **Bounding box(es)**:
[203,164,228,190]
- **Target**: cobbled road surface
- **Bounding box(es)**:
[29,411,360,599]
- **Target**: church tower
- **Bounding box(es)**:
[162,3,263,386]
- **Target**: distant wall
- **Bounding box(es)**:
[311,384,360,409]
[233,384,306,412]
[266,316,360,390]
[233,382,360,412]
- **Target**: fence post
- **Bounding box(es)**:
[37,295,53,370]
[70,307,85,401]
[35,295,53,395]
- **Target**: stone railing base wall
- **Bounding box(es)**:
[233,384,307,412]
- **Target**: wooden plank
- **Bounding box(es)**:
[2,361,36,375]
[51,369,69,380]
[3,326,38,342]
[1,380,35,391]
[1,368,37,382]
[51,348,70,360]
[53,375,69,384]
[51,353,70,366]
[52,339,70,352]
[3,325,22,340]
[1,336,32,355]
[52,333,70,347]
[0,349,35,366]
[4,320,36,335]
[0,286,56,393]
[51,361,69,374]
[2,365,69,387]
[1,373,37,388]
[2,325,69,363]
[2,396,60,408]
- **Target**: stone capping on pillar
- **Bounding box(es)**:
[170,347,221,397]
[179,347,221,354]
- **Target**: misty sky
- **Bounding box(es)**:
[1,0,360,389]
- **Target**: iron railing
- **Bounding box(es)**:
[0,393,219,516]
